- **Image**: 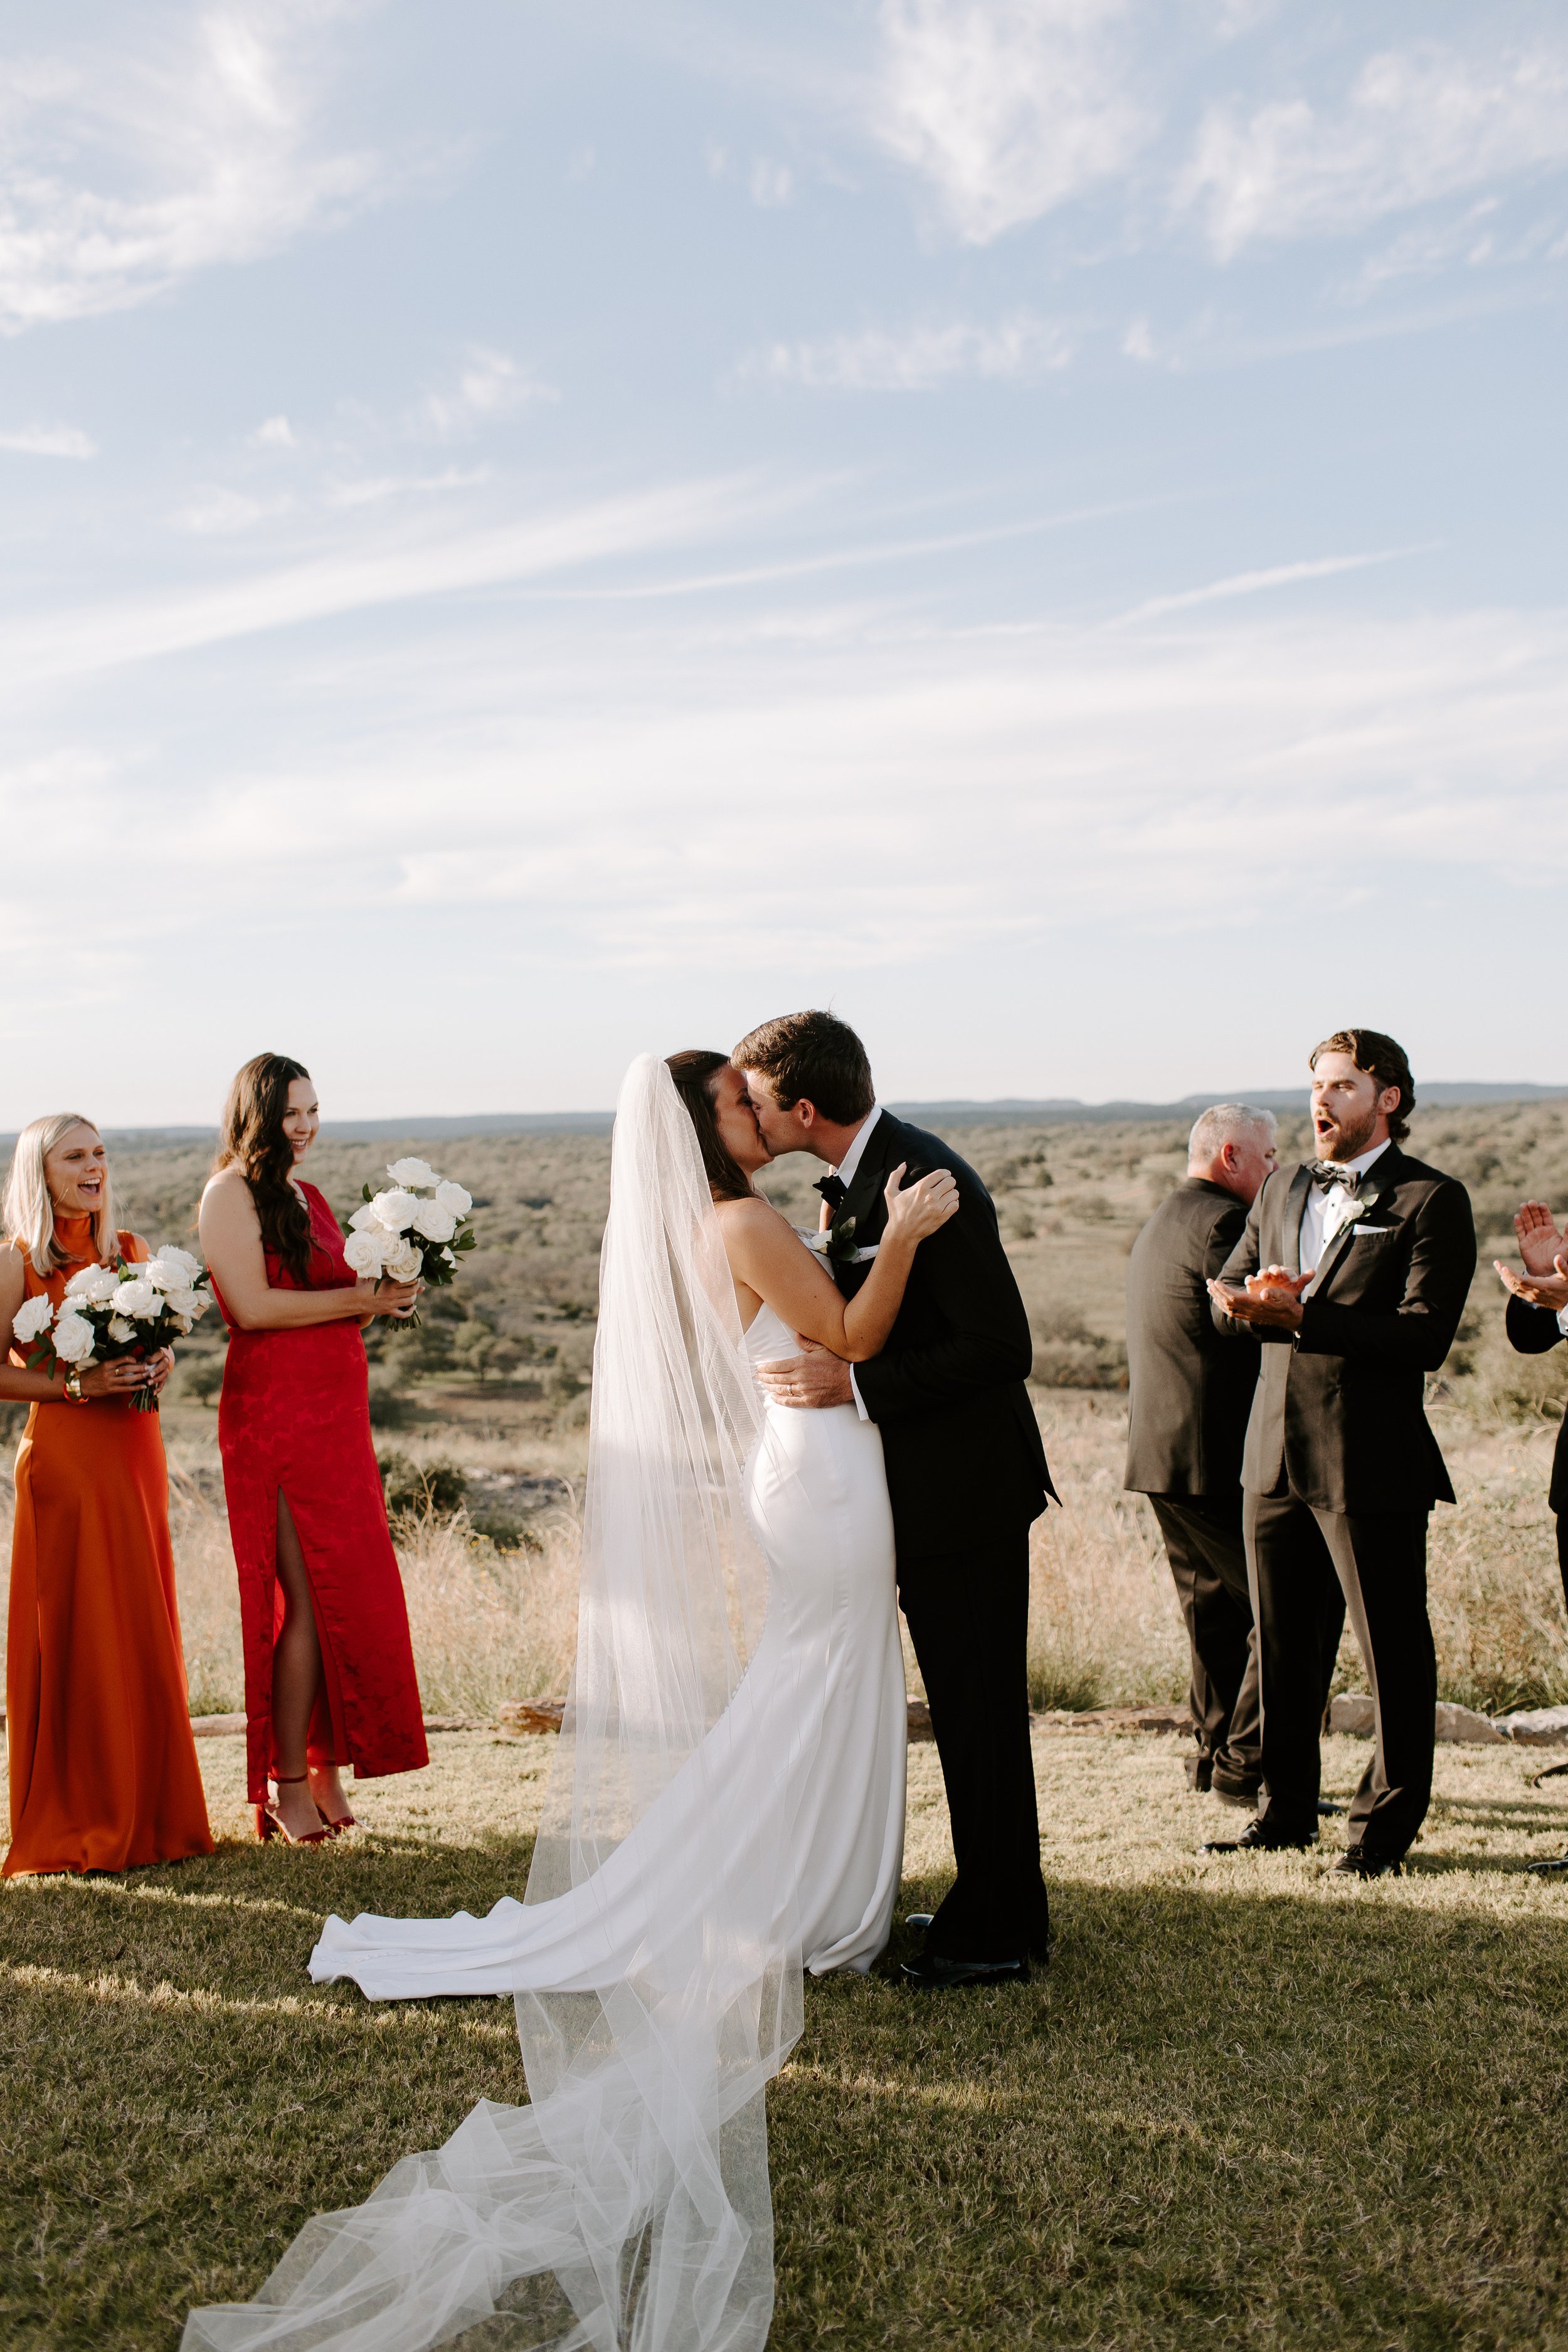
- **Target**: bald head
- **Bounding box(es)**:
[1187,1103,1278,1207]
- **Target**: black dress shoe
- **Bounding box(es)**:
[903,1912,934,1931]
[901,1952,1029,1990]
[1316,1798,1347,1816]
[1334,1845,1404,1878]
[1527,1850,1568,1877]
[1204,1816,1316,1855]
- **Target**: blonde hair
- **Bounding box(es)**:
[3,1114,118,1278]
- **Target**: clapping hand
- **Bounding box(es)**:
[1208,1264,1313,1332]
[1495,1202,1568,1310]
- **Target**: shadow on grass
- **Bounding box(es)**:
[3,1857,1567,2351]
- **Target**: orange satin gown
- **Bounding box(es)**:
[4,1216,213,1876]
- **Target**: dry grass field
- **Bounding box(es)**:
[3,1099,1568,2348]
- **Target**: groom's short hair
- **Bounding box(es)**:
[1310,1027,1415,1142]
[733,1011,875,1125]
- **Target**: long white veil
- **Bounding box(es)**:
[184,1055,803,2352]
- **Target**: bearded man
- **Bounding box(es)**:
[1205,1029,1475,1878]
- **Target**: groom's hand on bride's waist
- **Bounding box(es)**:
[756,1342,854,1410]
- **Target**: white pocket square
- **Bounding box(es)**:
[1350,1224,1396,1235]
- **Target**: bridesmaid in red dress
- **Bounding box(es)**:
[199,1054,427,1845]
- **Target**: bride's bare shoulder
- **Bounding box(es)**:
[712,1194,792,1253]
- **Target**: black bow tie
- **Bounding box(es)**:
[1311,1162,1363,1194]
[815,1173,849,1214]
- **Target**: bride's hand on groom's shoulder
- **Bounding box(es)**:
[882,1163,960,1245]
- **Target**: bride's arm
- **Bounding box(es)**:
[717,1166,958,1363]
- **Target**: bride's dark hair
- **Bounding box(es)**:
[665,1051,755,1202]
[213,1052,316,1281]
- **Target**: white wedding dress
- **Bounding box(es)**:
[184,1057,906,2352]
[305,1294,906,1999]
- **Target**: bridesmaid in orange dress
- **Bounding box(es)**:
[1,1115,213,1877]
[200,1054,427,1846]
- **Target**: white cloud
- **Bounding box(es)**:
[0,3,384,332]
[0,421,96,458]
[1177,41,1568,260]
[872,0,1155,243]
[1116,549,1410,624]
[252,414,297,448]
[745,311,1077,389]
[2,472,813,682]
[419,347,557,439]
[749,157,793,208]
[176,486,294,534]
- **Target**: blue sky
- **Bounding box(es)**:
[2,0,1565,1124]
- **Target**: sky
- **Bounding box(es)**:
[1,0,1565,1124]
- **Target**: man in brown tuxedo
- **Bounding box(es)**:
[1207,1029,1475,1877]
[1124,1103,1276,1803]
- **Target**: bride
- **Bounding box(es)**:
[184,1049,956,2352]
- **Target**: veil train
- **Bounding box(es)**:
[183,1056,807,2352]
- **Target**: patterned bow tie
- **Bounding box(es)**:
[815,1172,848,1213]
[1311,1162,1363,1194]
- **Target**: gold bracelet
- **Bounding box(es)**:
[63,1367,87,1404]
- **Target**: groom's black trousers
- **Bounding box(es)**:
[899,1532,1050,1963]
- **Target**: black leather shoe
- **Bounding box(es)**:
[1334,1845,1404,1878]
[1316,1798,1347,1816]
[901,1952,1029,1990]
[1527,1850,1568,1877]
[1185,1754,1214,1793]
[903,1912,934,1931]
[1204,1816,1316,1855]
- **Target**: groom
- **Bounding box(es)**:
[733,1010,1056,1987]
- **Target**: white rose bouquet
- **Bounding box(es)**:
[341,1158,476,1325]
[14,1245,213,1412]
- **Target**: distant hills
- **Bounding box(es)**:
[7,1081,1566,1152]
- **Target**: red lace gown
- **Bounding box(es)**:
[211,1182,427,1807]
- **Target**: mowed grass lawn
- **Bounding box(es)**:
[3,1729,1567,2351]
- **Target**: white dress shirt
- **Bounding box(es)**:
[825,1106,882,1421]
[1297,1137,1391,1275]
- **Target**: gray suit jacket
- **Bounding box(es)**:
[1124,1178,1257,1496]
[1215,1147,1475,1514]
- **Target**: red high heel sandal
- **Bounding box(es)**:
[315,1805,358,1835]
[255,1772,334,1845]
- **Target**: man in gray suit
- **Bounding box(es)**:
[1125,1104,1277,1801]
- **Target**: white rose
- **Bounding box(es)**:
[434,1180,472,1217]
[188,1293,212,1321]
[65,1265,119,1305]
[441,1247,456,1265]
[413,1199,455,1243]
[343,1229,388,1276]
[146,1246,199,1288]
[108,1316,135,1343]
[166,1287,204,1318]
[385,1239,424,1283]
[386,1157,437,1189]
[371,1188,420,1233]
[51,1312,97,1364]
[11,1294,55,1344]
[112,1278,160,1320]
[348,1203,382,1232]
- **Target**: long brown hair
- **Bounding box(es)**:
[665,1051,754,1202]
[213,1053,315,1279]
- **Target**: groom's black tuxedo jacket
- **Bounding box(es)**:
[1505,1295,1568,1512]
[1215,1147,1476,1515]
[828,1111,1054,1555]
